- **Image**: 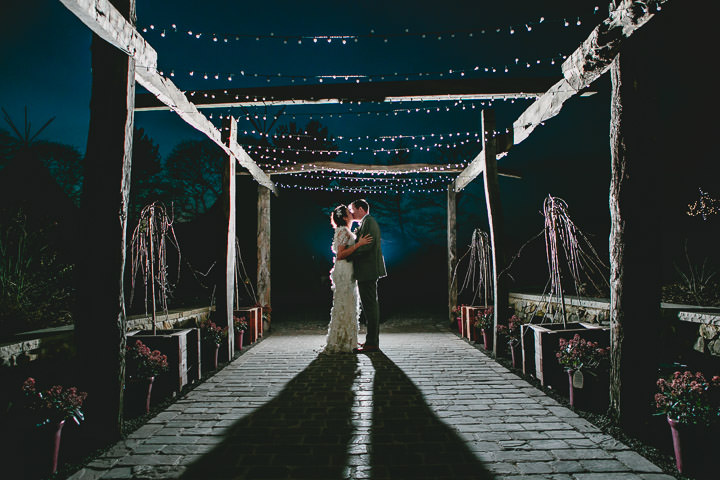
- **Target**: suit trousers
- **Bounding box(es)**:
[358,279,380,347]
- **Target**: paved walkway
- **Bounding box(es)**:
[68,318,673,480]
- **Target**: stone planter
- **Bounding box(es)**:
[520,322,609,387]
[461,306,487,341]
[234,307,262,344]
[127,328,201,393]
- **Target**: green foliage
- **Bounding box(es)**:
[200,319,227,345]
[555,334,609,372]
[655,371,720,426]
[21,377,87,426]
[0,210,74,336]
[162,139,225,221]
[126,340,169,379]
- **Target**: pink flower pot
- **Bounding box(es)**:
[567,369,576,407]
[234,330,244,351]
[510,342,518,368]
[50,419,65,474]
[667,417,711,476]
[481,329,493,350]
[144,376,155,414]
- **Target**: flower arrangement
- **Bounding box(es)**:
[233,315,249,333]
[200,319,227,345]
[126,339,169,379]
[474,307,494,330]
[655,371,720,425]
[22,377,88,426]
[259,304,272,323]
[496,315,525,344]
[555,334,609,372]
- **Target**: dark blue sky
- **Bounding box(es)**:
[2,1,715,303]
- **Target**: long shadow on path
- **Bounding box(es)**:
[181,353,359,479]
[369,352,494,480]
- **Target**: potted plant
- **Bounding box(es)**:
[128,201,201,392]
[125,340,169,414]
[497,315,525,367]
[555,334,609,409]
[21,378,87,474]
[452,304,463,334]
[655,371,720,476]
[261,304,272,333]
[200,319,227,370]
[233,315,248,351]
[475,307,494,350]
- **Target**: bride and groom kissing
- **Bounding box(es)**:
[324,199,387,354]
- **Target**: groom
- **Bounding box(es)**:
[348,199,387,353]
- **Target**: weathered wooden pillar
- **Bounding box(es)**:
[219,116,237,361]
[74,0,135,441]
[257,185,271,316]
[447,180,458,326]
[480,109,507,355]
[608,11,662,433]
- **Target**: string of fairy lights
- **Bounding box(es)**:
[155,52,569,85]
[134,3,652,193]
[139,6,602,45]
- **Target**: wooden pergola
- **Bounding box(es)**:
[62,0,669,442]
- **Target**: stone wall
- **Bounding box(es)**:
[508,292,611,326]
[0,307,213,367]
[508,292,720,358]
[678,311,720,357]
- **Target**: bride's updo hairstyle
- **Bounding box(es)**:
[331,205,349,229]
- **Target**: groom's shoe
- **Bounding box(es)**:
[353,345,380,354]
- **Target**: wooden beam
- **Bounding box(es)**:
[447,181,457,326]
[135,77,559,111]
[59,0,156,69]
[73,0,134,443]
[236,160,520,178]
[455,0,667,192]
[479,110,508,355]
[219,116,237,361]
[59,0,276,195]
[608,9,663,433]
[513,0,668,145]
[257,186,271,317]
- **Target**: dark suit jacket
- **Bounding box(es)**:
[349,214,387,282]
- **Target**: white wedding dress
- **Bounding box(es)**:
[324,226,360,353]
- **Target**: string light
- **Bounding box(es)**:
[152,53,568,86]
[140,6,601,46]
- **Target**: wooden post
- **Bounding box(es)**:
[219,116,237,361]
[447,180,457,326]
[74,0,135,442]
[480,109,507,355]
[608,5,662,433]
[257,185,271,320]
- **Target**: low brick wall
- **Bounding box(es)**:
[0,307,213,367]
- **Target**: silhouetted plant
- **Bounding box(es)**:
[129,201,180,334]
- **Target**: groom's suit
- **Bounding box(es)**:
[349,214,386,348]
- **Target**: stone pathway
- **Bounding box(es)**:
[68,319,674,480]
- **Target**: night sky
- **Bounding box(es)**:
[1,1,717,310]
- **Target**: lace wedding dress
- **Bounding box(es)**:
[324,226,360,353]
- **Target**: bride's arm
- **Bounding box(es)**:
[336,234,372,260]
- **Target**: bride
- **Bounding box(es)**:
[324,204,372,353]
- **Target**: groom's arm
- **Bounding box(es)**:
[349,217,379,258]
